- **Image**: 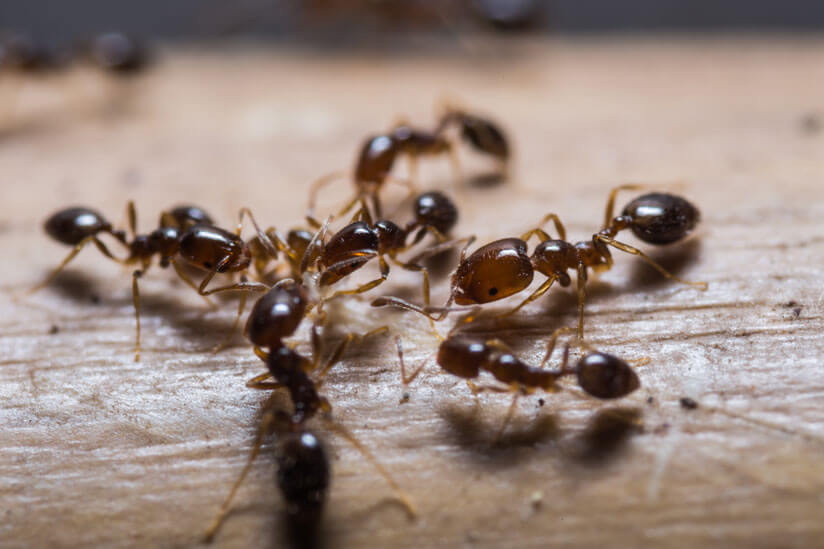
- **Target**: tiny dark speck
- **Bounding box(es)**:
[90,294,101,304]
[800,113,821,134]
[48,324,59,335]
[537,398,545,407]
[488,287,498,296]
[783,300,798,308]
[647,396,654,405]
[680,397,698,410]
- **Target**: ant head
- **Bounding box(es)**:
[374,219,405,254]
[575,352,640,399]
[622,193,700,245]
[245,282,309,347]
[413,191,458,235]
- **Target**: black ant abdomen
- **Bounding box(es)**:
[620,192,700,245]
[245,282,309,348]
[160,205,214,230]
[44,207,122,246]
[575,352,640,399]
[410,191,458,236]
[277,430,330,516]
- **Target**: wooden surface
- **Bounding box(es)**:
[1,37,823,548]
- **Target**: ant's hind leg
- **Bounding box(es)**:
[520,213,567,243]
[308,170,348,218]
[131,270,143,362]
[326,255,390,301]
[395,336,429,385]
[594,235,708,290]
[203,393,283,542]
[27,236,106,295]
[313,326,390,385]
[169,259,215,308]
[498,275,558,319]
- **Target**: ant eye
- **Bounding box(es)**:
[488,287,498,296]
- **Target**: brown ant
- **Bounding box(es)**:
[397,325,643,439]
[374,185,707,343]
[204,281,415,542]
[308,121,463,220]
[29,203,278,360]
[301,191,463,316]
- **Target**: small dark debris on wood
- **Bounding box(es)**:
[680,397,698,410]
[48,324,59,335]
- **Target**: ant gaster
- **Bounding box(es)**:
[436,106,511,181]
[374,185,707,343]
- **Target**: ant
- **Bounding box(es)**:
[29,203,278,360]
[374,185,708,344]
[308,122,460,220]
[204,281,415,542]
[301,191,463,315]
[397,325,643,440]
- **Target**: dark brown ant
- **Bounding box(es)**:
[436,105,510,181]
[301,192,463,321]
[374,185,707,343]
[308,123,461,220]
[204,282,415,542]
[29,203,277,360]
[397,326,643,439]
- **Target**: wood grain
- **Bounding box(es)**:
[1,37,823,548]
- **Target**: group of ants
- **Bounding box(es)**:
[28,104,707,545]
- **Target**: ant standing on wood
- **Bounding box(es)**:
[29,203,281,360]
[204,280,416,542]
[374,185,707,344]
[397,325,644,440]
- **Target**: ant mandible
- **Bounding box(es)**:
[374,185,707,344]
[29,202,279,360]
[397,325,643,440]
[203,281,415,542]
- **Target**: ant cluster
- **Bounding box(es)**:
[30,104,706,543]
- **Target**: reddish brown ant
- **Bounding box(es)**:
[204,281,415,542]
[29,203,280,360]
[374,185,707,343]
[397,325,643,439]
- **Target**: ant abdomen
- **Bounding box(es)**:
[576,352,640,399]
[318,221,379,285]
[160,205,213,230]
[411,191,458,236]
[459,114,509,160]
[245,282,309,348]
[621,192,700,245]
[436,336,487,378]
[44,207,115,245]
[451,238,533,305]
[276,430,330,514]
[177,225,251,272]
[355,134,397,185]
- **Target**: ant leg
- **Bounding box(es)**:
[210,287,249,353]
[540,326,577,368]
[169,259,215,308]
[300,215,332,274]
[323,419,417,519]
[602,183,646,229]
[326,255,390,300]
[131,270,143,362]
[405,235,473,263]
[126,200,137,238]
[238,208,296,265]
[520,213,567,243]
[494,389,521,444]
[389,256,440,337]
[447,142,464,187]
[594,235,708,290]
[334,193,368,222]
[395,336,429,385]
[498,275,558,318]
[308,170,348,218]
[195,257,268,297]
[313,326,389,385]
[370,296,446,321]
[253,346,269,361]
[27,236,112,295]
[246,372,282,390]
[203,393,281,542]
[576,263,588,347]
[385,174,418,204]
